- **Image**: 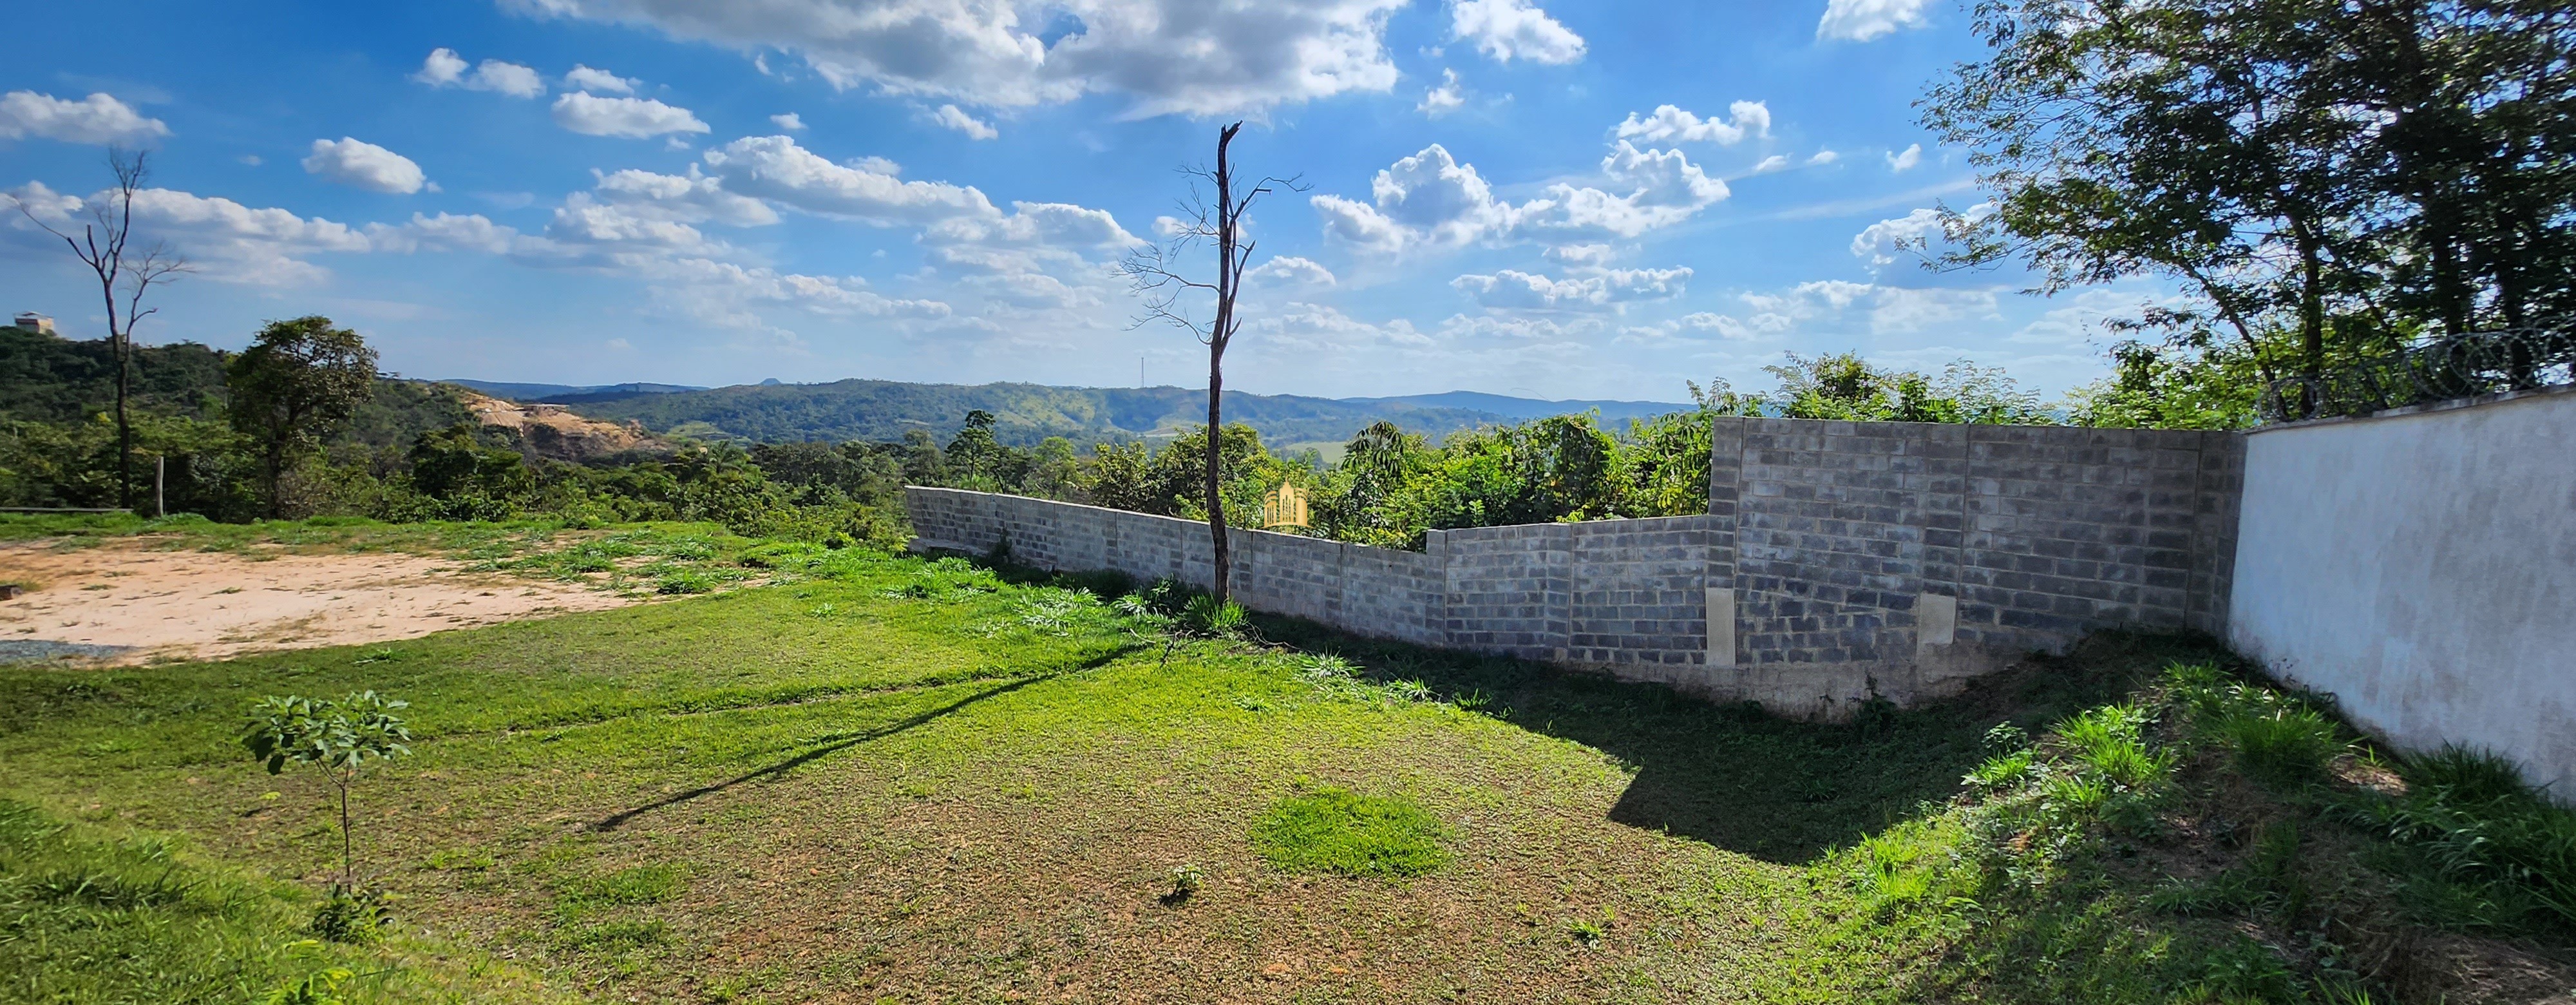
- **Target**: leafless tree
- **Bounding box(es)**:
[1120,122,1302,604]
[19,148,192,508]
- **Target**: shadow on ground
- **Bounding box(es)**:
[1255,617,2230,865]
[965,552,2228,865]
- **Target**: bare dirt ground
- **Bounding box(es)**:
[0,539,636,664]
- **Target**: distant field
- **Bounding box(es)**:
[4,522,2566,1003]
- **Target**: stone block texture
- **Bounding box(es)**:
[905,417,2243,720]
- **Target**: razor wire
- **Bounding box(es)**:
[2260,325,2576,423]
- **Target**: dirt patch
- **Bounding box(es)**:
[0,539,637,664]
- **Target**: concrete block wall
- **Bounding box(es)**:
[1706,417,2244,713]
[905,416,2246,719]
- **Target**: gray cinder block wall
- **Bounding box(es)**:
[905,416,2245,718]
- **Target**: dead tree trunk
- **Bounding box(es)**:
[1121,123,1302,607]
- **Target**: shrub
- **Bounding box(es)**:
[307,885,390,944]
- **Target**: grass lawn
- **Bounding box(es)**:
[4,522,2569,1003]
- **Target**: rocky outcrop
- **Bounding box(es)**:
[460,390,667,462]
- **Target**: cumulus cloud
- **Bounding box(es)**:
[1808,149,1840,166]
[1452,265,1690,310]
[1246,256,1337,286]
[701,135,996,227]
[1313,140,1727,254]
[1511,142,1729,240]
[1311,143,1512,253]
[1450,0,1585,64]
[301,138,428,195]
[592,166,781,227]
[6,180,381,285]
[564,64,639,93]
[1818,0,1931,41]
[1851,207,1943,267]
[413,48,547,97]
[1886,143,1922,171]
[770,112,806,131]
[503,0,1410,117]
[1752,154,1789,173]
[1613,101,1769,146]
[1419,68,1465,117]
[552,92,711,137]
[930,104,998,140]
[0,91,170,144]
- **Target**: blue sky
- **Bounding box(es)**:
[0,0,2155,403]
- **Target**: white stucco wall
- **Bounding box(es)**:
[2230,389,2576,799]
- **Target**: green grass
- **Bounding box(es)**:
[3,519,2571,1002]
[0,797,560,1004]
[1249,787,1452,878]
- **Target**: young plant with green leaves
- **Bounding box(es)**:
[241,691,415,890]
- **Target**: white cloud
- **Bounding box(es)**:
[1886,143,1922,172]
[702,135,996,227]
[1752,154,1789,173]
[6,181,375,285]
[301,137,428,195]
[1419,68,1465,117]
[1851,207,1943,267]
[0,91,170,144]
[849,155,901,175]
[592,166,781,227]
[504,0,1410,117]
[770,112,806,131]
[1315,140,1727,254]
[1452,265,1690,311]
[1511,142,1729,240]
[1868,286,1998,333]
[1449,0,1585,64]
[1246,255,1337,286]
[551,92,711,137]
[1546,242,1616,268]
[239,155,263,166]
[1249,302,1432,351]
[930,104,998,140]
[1851,202,1988,269]
[414,48,468,86]
[1817,0,1931,41]
[1613,101,1769,146]
[1808,149,1840,166]
[414,48,548,97]
[1312,143,1512,254]
[564,64,639,93]
[631,255,951,334]
[922,200,1138,251]
[369,212,520,255]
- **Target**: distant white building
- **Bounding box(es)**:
[12,312,54,336]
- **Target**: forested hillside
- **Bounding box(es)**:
[533,379,1582,448]
[0,327,471,452]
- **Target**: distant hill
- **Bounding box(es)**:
[1343,391,1690,425]
[526,379,1689,449]
[441,379,706,401]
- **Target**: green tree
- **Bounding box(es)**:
[241,692,413,888]
[1923,0,2576,415]
[226,317,378,517]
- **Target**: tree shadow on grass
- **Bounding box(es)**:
[590,644,1141,832]
[1253,616,2233,865]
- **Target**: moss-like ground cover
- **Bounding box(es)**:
[3,520,2570,1003]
